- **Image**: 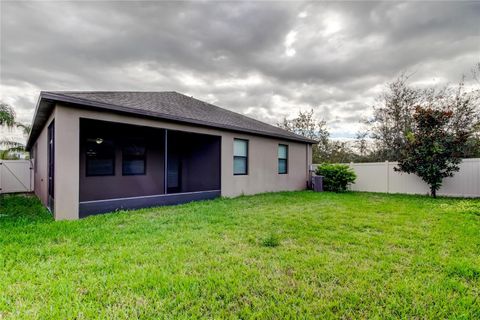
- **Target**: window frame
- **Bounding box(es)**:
[278,144,288,174]
[122,140,147,176]
[85,138,116,177]
[233,138,249,176]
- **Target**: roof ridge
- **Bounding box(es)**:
[28,91,316,148]
[46,90,176,94]
[173,92,307,139]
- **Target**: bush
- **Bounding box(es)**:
[315,164,356,192]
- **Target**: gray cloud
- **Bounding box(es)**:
[1,0,479,142]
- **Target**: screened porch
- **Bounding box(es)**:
[78,119,221,217]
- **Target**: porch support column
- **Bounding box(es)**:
[164,129,168,194]
[54,105,80,220]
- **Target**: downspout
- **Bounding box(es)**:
[29,158,34,192]
[164,129,168,194]
[306,144,310,189]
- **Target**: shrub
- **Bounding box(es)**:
[315,164,356,192]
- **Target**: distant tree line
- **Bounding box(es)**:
[278,109,369,164]
[279,64,480,197]
[279,66,480,165]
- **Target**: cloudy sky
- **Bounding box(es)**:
[1,1,479,142]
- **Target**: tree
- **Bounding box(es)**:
[354,131,369,157]
[463,134,480,158]
[365,70,480,160]
[395,107,470,198]
[351,131,386,162]
[0,102,31,159]
[366,74,421,160]
[0,103,16,127]
[279,109,363,163]
[323,140,357,163]
[278,109,329,163]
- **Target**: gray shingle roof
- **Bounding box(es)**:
[26,91,316,149]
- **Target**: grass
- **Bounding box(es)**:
[0,191,479,319]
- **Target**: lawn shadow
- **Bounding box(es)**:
[0,193,53,227]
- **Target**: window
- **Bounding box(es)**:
[233,139,248,175]
[278,144,288,174]
[86,138,115,176]
[122,140,146,175]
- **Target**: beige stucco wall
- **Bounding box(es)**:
[33,111,55,207]
[40,103,311,220]
[219,131,310,196]
[53,106,80,220]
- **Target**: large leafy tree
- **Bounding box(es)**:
[365,70,480,160]
[395,107,470,198]
[0,103,16,127]
[0,102,31,159]
[366,75,421,160]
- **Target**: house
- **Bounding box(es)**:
[26,91,315,220]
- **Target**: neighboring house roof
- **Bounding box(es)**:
[26,91,316,149]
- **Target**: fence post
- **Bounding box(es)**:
[385,160,389,193]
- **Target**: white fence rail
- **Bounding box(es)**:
[313,158,480,198]
[0,160,34,194]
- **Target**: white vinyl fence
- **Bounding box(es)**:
[0,160,34,194]
[313,158,480,198]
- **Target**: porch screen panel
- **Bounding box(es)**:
[123,140,146,175]
[86,138,115,176]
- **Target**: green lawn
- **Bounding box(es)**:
[0,192,479,319]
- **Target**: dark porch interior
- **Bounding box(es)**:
[166,130,221,194]
[79,119,221,216]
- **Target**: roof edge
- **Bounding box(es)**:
[26,92,50,150]
[26,92,318,149]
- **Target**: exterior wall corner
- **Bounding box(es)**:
[53,104,80,220]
